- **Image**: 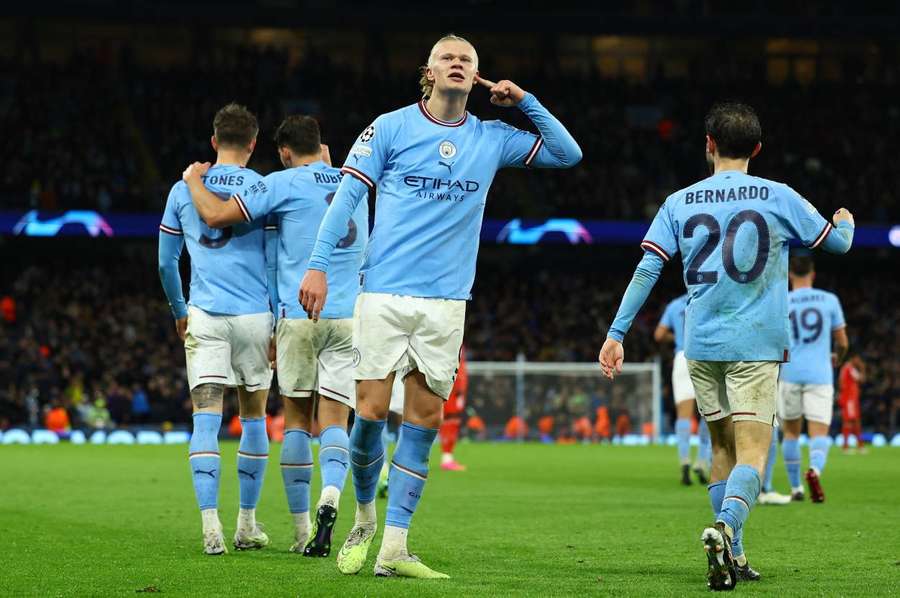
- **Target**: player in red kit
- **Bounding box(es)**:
[440,346,468,471]
[838,352,865,452]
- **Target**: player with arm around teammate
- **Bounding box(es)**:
[158,104,274,555]
[598,102,854,590]
[182,116,368,557]
[655,295,712,485]
[774,255,849,503]
[298,33,582,579]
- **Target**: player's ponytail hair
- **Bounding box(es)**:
[419,33,477,99]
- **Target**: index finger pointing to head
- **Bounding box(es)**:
[475,74,496,88]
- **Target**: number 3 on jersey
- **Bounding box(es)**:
[199,191,235,249]
[683,209,770,285]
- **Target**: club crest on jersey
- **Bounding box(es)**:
[439,140,457,159]
[360,125,375,143]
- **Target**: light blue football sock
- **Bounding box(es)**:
[717,464,760,547]
[237,417,269,510]
[189,413,222,511]
[708,479,744,557]
[675,418,691,464]
[350,415,386,504]
[783,438,802,489]
[708,480,726,517]
[697,418,712,465]
[280,429,312,514]
[809,435,831,475]
[385,422,437,529]
[319,425,350,492]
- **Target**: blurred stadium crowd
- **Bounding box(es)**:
[2,32,898,439]
[3,44,899,221]
[1,250,897,439]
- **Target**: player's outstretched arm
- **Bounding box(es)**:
[182,162,247,228]
[158,230,188,340]
[300,174,369,321]
[819,208,855,254]
[600,252,666,379]
[476,75,582,168]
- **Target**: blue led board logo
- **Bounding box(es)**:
[12,210,114,237]
[497,218,593,244]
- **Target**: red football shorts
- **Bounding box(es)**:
[842,398,860,421]
[443,392,466,417]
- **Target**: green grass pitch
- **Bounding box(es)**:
[2,442,898,596]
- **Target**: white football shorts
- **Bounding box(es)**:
[352,292,465,400]
[388,367,408,416]
[687,359,779,425]
[777,381,834,426]
[275,317,355,409]
[672,351,696,404]
[184,306,273,392]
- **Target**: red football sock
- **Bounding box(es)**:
[440,419,460,456]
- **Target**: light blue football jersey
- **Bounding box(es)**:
[235,161,368,319]
[327,94,573,299]
[160,164,269,316]
[779,288,846,385]
[641,170,836,362]
[659,294,689,354]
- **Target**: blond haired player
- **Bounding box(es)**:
[299,34,581,578]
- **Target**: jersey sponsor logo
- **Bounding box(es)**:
[403,176,479,192]
[439,140,457,159]
[404,176,479,203]
[350,144,373,157]
[684,185,769,205]
[359,125,375,143]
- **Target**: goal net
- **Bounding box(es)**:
[465,360,662,443]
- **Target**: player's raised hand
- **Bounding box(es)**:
[598,338,625,380]
[833,207,854,228]
[298,269,328,322]
[320,144,332,167]
[175,316,188,342]
[182,161,211,183]
[475,75,526,107]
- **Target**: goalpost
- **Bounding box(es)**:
[466,359,662,443]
